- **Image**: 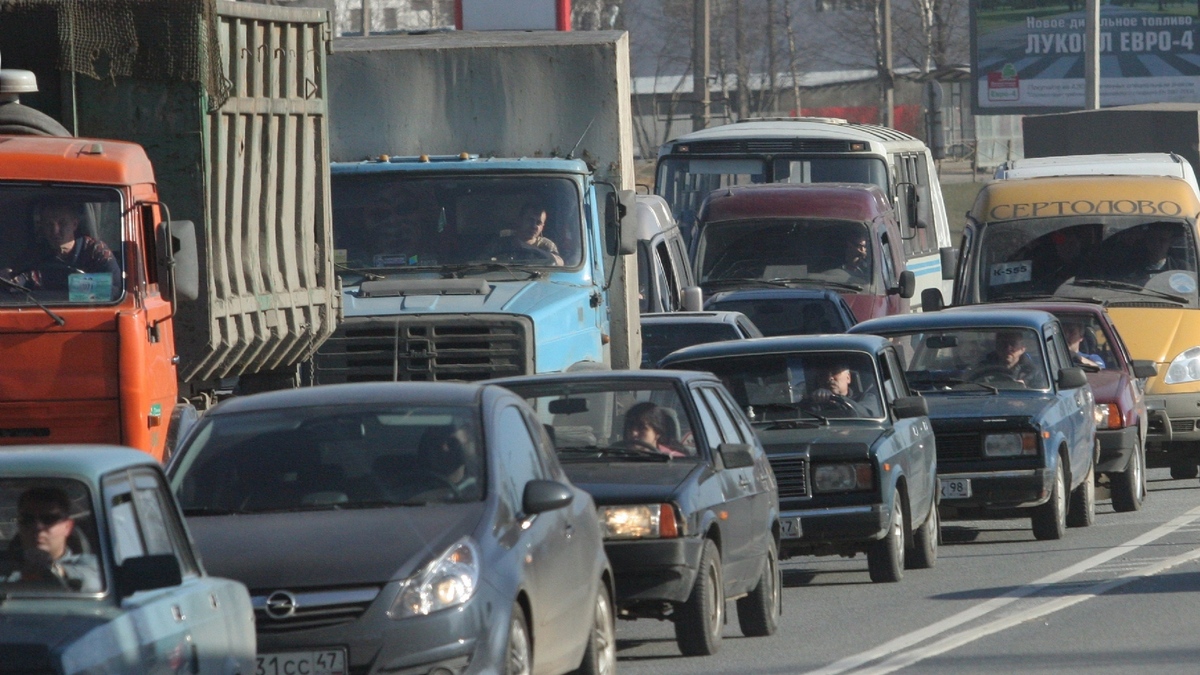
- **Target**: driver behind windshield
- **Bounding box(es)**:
[972,330,1046,388]
[4,486,101,592]
[804,362,879,418]
[0,201,119,292]
[487,203,564,266]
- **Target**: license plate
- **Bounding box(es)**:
[257,650,347,675]
[940,478,972,500]
[780,516,803,538]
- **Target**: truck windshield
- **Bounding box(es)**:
[332,174,584,275]
[656,156,888,232]
[0,185,124,305]
[695,219,873,290]
[977,217,1199,307]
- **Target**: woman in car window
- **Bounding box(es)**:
[622,402,686,458]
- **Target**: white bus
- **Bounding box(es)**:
[655,118,955,308]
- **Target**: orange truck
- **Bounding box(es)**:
[0,0,339,461]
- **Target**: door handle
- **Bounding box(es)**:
[564,523,574,538]
[739,477,752,489]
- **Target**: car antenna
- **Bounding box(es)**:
[567,116,596,160]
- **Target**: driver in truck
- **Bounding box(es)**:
[488,203,564,265]
[0,201,119,292]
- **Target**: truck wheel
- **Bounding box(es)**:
[1111,439,1146,513]
[736,540,780,637]
[1031,461,1066,540]
[675,539,723,656]
[867,503,904,582]
[571,583,616,675]
[1067,464,1095,528]
[1169,458,1198,480]
[907,499,938,569]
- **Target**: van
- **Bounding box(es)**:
[692,183,915,321]
[635,194,698,313]
[946,173,1200,478]
[656,117,955,308]
[994,153,1200,199]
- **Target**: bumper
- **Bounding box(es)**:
[1096,426,1138,474]
[937,468,1054,513]
[605,537,705,605]
[1145,392,1200,445]
[777,504,888,556]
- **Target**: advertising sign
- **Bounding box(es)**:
[972,0,1200,114]
[456,0,571,31]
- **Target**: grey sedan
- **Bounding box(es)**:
[168,382,615,675]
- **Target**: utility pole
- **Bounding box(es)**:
[1085,0,1100,109]
[362,0,371,36]
[692,0,710,131]
[882,0,895,127]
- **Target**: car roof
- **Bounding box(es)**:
[641,311,750,326]
[850,308,1058,334]
[206,382,488,416]
[492,369,723,389]
[660,334,892,365]
[707,287,843,302]
[0,445,158,482]
[948,302,1109,320]
[698,182,891,223]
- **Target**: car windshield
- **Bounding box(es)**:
[978,217,1199,307]
[696,219,873,291]
[170,404,485,512]
[0,478,104,595]
[884,328,1050,392]
[0,184,124,306]
[672,351,884,422]
[503,381,701,461]
[642,321,742,367]
[332,174,584,279]
[707,297,847,337]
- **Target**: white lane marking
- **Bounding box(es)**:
[804,505,1200,675]
[859,545,1200,674]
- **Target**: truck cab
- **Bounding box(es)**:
[314,155,632,382]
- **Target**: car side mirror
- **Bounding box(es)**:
[892,396,928,419]
[939,246,958,281]
[522,479,574,515]
[892,270,916,299]
[682,285,704,311]
[717,443,755,469]
[1058,367,1089,389]
[1132,360,1158,379]
[921,287,945,312]
[116,554,182,599]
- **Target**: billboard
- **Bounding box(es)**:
[972,0,1200,114]
[456,0,571,31]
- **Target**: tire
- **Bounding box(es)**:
[867,502,904,583]
[1031,460,1067,540]
[1169,458,1198,480]
[1111,438,1146,513]
[736,540,781,637]
[1067,463,1095,528]
[572,585,616,675]
[906,498,938,570]
[675,539,724,656]
[506,603,533,675]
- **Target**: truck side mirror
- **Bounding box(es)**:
[892,270,915,299]
[939,246,958,281]
[921,288,945,312]
[157,220,199,302]
[607,189,637,256]
[682,285,703,311]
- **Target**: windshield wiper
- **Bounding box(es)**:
[761,417,823,430]
[440,262,544,280]
[0,276,66,326]
[747,402,828,425]
[182,506,237,516]
[949,381,1000,394]
[558,444,671,461]
[767,277,864,292]
[1067,279,1188,305]
[334,262,385,281]
[702,277,791,290]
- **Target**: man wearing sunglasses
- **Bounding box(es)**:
[7,486,100,592]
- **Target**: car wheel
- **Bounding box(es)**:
[867,502,904,583]
[572,585,616,675]
[507,603,532,675]
[1169,457,1198,480]
[1031,460,1066,541]
[906,498,938,570]
[736,539,781,637]
[1067,463,1095,528]
[1111,438,1145,513]
[675,539,723,656]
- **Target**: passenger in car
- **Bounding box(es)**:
[1063,320,1105,370]
[622,402,687,457]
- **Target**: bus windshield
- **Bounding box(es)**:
[978,216,1199,307]
[657,155,888,232]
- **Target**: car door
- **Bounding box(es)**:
[882,348,934,518]
[694,385,756,587]
[1050,327,1096,482]
[715,385,775,562]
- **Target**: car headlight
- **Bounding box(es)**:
[812,462,872,493]
[983,432,1038,457]
[598,504,679,539]
[1165,347,1200,384]
[389,538,479,619]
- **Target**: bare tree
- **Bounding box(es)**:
[893,0,970,72]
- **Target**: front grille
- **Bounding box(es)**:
[769,455,809,498]
[681,139,852,155]
[314,316,531,383]
[935,432,982,461]
[253,586,380,634]
[1172,419,1196,433]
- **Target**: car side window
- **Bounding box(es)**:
[102,469,198,576]
[699,387,743,443]
[495,406,548,513]
[656,241,680,311]
[884,348,910,398]
[1045,332,1062,376]
[523,408,565,481]
[880,234,898,287]
[1051,330,1074,373]
[691,387,726,451]
[715,387,757,446]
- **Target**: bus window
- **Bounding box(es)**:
[773,157,888,192]
[656,158,765,234]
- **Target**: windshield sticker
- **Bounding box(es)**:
[373,253,419,267]
[1170,273,1197,294]
[990,260,1032,285]
[68,273,113,301]
[988,200,1184,220]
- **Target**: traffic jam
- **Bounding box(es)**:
[3,1,1200,674]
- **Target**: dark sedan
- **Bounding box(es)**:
[167,382,615,675]
[494,371,781,657]
[704,287,858,337]
[641,310,763,368]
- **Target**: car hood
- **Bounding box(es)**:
[923,393,1054,420]
[342,277,588,318]
[563,461,701,504]
[1105,307,1200,395]
[757,425,885,459]
[0,606,115,655]
[188,504,487,591]
[1086,369,1127,404]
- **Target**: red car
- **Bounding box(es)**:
[691,183,915,322]
[950,301,1158,512]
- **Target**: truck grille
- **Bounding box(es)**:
[314,316,532,383]
[768,456,809,499]
[1172,419,1196,433]
[935,433,982,461]
[253,586,379,634]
